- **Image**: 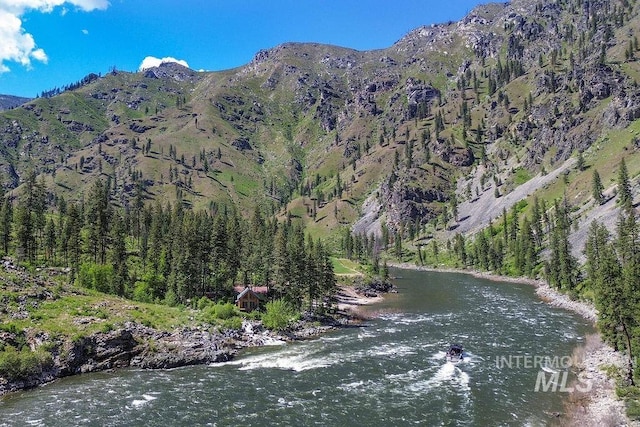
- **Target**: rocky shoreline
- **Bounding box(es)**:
[560,333,632,426]
[388,262,637,426]
[0,266,391,398]
[0,313,345,397]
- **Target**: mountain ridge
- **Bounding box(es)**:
[0,0,638,245]
[0,94,31,111]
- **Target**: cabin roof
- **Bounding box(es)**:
[233,285,269,294]
[234,286,267,302]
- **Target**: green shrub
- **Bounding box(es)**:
[244,311,261,320]
[77,262,115,294]
[100,323,114,333]
[164,288,178,307]
[212,302,238,320]
[0,323,27,350]
[261,299,299,331]
[0,323,22,334]
[140,318,154,328]
[222,317,242,330]
[133,281,153,303]
[71,332,87,344]
[0,347,53,381]
[0,347,21,380]
[202,302,240,323]
[133,273,165,302]
[513,167,532,185]
[628,399,640,420]
[197,296,212,310]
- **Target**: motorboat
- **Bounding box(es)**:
[446,344,464,363]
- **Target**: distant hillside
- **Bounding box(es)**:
[0,94,30,111]
[0,0,638,246]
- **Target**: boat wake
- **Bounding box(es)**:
[403,354,472,398]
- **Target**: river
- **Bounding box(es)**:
[0,268,593,426]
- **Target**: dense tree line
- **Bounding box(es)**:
[585,209,639,385]
[38,73,101,99]
[2,173,336,310]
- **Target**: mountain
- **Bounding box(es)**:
[0,94,30,111]
[0,0,638,246]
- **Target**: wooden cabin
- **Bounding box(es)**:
[234,286,268,312]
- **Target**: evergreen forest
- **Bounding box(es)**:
[3,171,336,310]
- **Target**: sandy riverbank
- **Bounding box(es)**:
[388,261,637,426]
[334,285,385,319]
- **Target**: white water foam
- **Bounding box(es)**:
[368,343,416,358]
[405,360,472,396]
[131,394,157,408]
[260,336,287,346]
[337,378,386,395]
[430,350,448,361]
[338,380,365,391]
[385,369,426,385]
[380,312,445,326]
[217,345,336,372]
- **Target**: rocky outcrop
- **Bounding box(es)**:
[354,276,396,298]
[142,62,199,83]
[129,122,154,134]
[231,137,252,151]
[405,78,439,120]
[0,316,341,396]
[379,168,447,232]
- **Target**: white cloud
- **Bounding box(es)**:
[138,56,190,71]
[31,48,48,62]
[0,0,109,73]
[81,28,88,34]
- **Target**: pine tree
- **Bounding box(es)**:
[476,232,489,270]
[44,218,57,263]
[394,233,402,259]
[616,212,640,384]
[85,179,112,264]
[454,233,466,266]
[0,198,12,255]
[548,199,577,291]
[617,158,632,209]
[381,259,389,280]
[15,171,43,263]
[273,224,291,299]
[586,215,639,384]
[450,194,459,222]
[109,214,128,296]
[577,151,586,171]
[64,204,83,282]
[592,170,604,205]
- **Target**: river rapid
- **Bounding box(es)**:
[0,268,593,426]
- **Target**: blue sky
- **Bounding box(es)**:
[0,1,486,98]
